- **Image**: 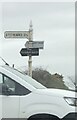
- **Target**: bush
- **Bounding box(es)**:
[32,68,68,90]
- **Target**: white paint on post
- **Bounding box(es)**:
[28,21,33,77]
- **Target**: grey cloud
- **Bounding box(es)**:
[1,2,75,76]
[2,2,75,35]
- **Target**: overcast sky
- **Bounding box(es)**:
[0,2,75,76]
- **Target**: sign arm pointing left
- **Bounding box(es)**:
[4,31,29,39]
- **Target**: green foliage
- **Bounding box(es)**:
[32,68,68,90]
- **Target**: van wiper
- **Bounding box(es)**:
[0,57,9,66]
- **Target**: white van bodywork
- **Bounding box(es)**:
[0,65,77,120]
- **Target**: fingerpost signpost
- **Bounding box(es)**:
[4,21,44,77]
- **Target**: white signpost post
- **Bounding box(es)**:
[4,21,44,77]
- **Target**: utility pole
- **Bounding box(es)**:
[28,21,33,77]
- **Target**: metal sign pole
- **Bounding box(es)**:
[28,21,33,77]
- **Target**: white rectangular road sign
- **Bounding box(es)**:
[4,31,29,39]
[25,41,44,49]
